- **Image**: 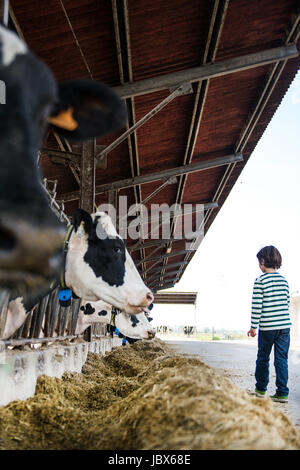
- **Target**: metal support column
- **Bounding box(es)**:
[79,139,95,342]
[0,0,9,25]
[80,139,96,214]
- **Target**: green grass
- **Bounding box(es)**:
[194,333,213,341]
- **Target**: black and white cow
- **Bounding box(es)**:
[76,299,156,340]
[2,210,154,339]
[183,326,195,336]
[0,25,127,296]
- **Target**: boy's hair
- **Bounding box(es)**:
[256,245,282,269]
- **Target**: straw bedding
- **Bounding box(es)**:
[0,338,299,450]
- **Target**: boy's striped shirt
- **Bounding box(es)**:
[251,272,291,331]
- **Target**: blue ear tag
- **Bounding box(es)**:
[122,338,127,345]
[115,328,120,335]
[58,288,72,307]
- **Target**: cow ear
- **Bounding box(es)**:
[48,79,127,142]
[72,209,93,235]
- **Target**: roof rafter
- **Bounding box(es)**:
[112,44,298,99]
[58,153,243,202]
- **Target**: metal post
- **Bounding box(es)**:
[18,311,32,339]
[49,289,60,337]
[57,305,70,336]
[0,290,9,338]
[1,0,9,26]
[68,298,80,335]
[80,139,96,214]
[44,289,55,338]
[32,295,50,338]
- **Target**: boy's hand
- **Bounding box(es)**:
[247,328,257,337]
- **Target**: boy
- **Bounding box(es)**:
[247,245,291,403]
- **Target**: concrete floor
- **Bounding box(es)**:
[164,338,300,429]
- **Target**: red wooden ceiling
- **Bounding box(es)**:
[10,0,300,291]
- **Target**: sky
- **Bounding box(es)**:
[151,70,300,331]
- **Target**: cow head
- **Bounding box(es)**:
[76,301,106,335]
[65,209,153,314]
[115,311,156,340]
[0,26,126,297]
[76,299,156,340]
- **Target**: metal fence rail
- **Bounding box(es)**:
[0,281,107,348]
[3,289,80,346]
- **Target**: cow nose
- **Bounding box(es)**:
[146,292,154,305]
[0,213,66,290]
[147,330,156,339]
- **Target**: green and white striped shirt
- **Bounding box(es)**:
[251,272,291,331]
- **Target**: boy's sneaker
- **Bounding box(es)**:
[270,394,288,403]
[255,389,266,398]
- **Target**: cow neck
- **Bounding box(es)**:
[60,223,74,289]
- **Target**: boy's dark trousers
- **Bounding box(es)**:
[255,328,290,396]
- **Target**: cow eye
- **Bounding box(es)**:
[113,247,121,253]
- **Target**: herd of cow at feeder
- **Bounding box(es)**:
[0,24,156,346]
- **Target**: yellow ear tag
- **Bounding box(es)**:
[49,106,78,131]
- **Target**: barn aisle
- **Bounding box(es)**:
[166,338,300,429]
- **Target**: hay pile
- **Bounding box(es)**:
[0,338,299,450]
